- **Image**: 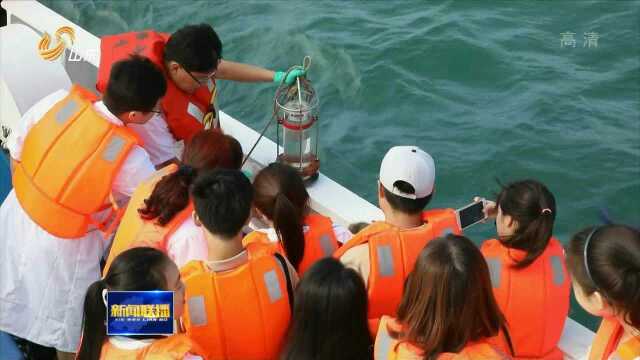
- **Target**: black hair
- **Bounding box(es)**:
[383,180,432,215]
[253,163,308,269]
[495,179,556,268]
[103,55,166,116]
[77,247,175,360]
[190,169,253,239]
[349,222,370,235]
[567,225,640,329]
[164,24,222,73]
[281,258,372,360]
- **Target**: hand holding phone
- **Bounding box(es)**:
[474,196,497,219]
[456,199,488,230]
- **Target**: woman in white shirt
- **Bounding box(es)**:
[106,129,243,269]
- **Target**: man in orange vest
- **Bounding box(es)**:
[335,146,462,326]
[181,169,296,360]
[0,56,165,359]
[97,24,306,168]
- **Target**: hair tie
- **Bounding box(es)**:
[583,226,600,289]
[178,164,196,177]
[541,208,552,215]
[101,288,108,308]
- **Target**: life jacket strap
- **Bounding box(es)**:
[88,191,126,238]
[203,86,218,129]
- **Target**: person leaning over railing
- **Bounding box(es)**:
[97,24,306,168]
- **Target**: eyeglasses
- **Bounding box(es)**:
[149,106,162,114]
[147,105,162,115]
[181,64,218,86]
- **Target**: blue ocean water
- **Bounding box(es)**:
[38,0,640,331]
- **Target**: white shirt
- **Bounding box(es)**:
[127,113,180,166]
[255,222,353,245]
[0,89,155,352]
[166,217,209,269]
[205,249,299,288]
[108,336,203,360]
[166,216,352,270]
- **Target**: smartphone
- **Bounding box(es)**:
[456,199,487,230]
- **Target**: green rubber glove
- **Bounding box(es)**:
[241,169,253,180]
[273,69,307,86]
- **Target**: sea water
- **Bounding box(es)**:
[40,0,640,331]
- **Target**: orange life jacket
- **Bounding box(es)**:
[334,209,461,321]
[99,334,200,359]
[12,84,139,239]
[589,317,640,360]
[481,237,570,359]
[104,164,194,274]
[181,242,292,360]
[374,316,511,360]
[97,30,215,141]
[242,213,340,274]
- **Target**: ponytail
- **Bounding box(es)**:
[139,130,243,226]
[77,280,108,360]
[496,179,556,268]
[138,165,197,226]
[273,192,305,269]
[253,163,310,270]
[78,247,175,359]
[508,212,554,268]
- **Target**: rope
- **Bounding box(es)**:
[202,85,218,129]
[241,56,312,167]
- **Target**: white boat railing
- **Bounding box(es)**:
[0,1,595,358]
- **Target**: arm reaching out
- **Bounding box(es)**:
[216,60,306,85]
[215,60,275,82]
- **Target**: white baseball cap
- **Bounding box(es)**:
[379,146,435,199]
